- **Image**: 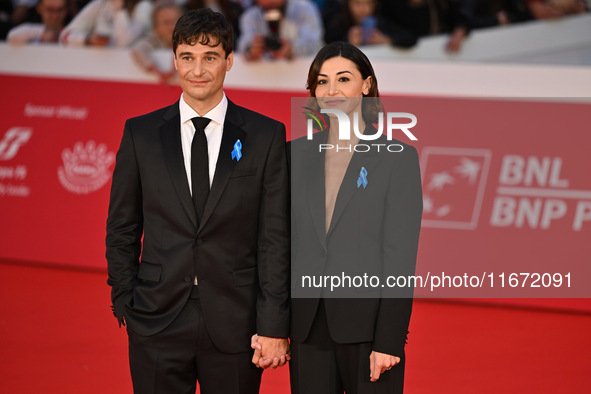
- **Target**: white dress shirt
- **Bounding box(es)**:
[179,93,228,195]
[179,93,228,285]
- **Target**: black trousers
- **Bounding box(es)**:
[127,286,262,394]
[290,301,405,394]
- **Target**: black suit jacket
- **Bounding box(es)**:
[106,99,290,353]
[289,130,422,357]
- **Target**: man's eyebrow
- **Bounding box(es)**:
[317,71,353,77]
[204,51,221,56]
[178,51,193,57]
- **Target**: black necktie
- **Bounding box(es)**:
[191,117,211,225]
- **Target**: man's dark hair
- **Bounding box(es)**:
[172,8,234,57]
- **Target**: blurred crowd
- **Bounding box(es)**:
[1,0,588,79]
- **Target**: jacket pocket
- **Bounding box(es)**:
[229,166,257,179]
[233,267,257,287]
[137,261,162,282]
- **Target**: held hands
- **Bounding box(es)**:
[250,335,398,379]
[369,351,400,382]
[251,334,290,369]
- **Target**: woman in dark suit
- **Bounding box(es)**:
[288,41,423,394]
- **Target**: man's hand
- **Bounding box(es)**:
[251,334,290,369]
[369,351,400,382]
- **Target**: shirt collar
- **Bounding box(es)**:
[179,93,228,128]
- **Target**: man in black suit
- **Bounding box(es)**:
[106,9,290,394]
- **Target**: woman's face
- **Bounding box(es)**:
[314,56,371,115]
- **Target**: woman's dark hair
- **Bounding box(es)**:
[306,42,381,122]
[172,8,234,57]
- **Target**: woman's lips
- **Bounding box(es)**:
[323,99,345,106]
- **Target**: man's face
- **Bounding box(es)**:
[38,0,67,30]
[174,38,233,112]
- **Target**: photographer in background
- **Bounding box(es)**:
[237,0,323,61]
[59,0,152,47]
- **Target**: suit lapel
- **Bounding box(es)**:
[160,103,198,228]
[198,100,245,233]
[326,137,382,237]
[303,137,327,248]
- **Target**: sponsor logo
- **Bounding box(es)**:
[421,148,591,232]
[491,155,591,231]
[0,127,32,160]
[420,147,492,230]
[24,103,88,120]
[58,141,115,194]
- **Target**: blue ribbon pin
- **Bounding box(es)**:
[232,139,242,161]
[357,167,368,189]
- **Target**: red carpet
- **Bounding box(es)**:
[1,262,589,393]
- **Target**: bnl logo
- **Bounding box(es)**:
[0,127,32,160]
[421,147,492,230]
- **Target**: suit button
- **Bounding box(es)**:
[184,276,192,283]
[196,238,203,245]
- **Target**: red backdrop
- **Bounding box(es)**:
[1,75,589,310]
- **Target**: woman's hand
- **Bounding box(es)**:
[369,351,400,382]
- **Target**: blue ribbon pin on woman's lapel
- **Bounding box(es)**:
[357,167,368,189]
